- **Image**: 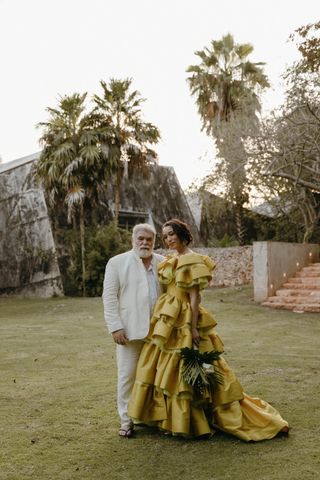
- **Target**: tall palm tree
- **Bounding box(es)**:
[33,93,101,296]
[93,78,161,222]
[187,34,269,244]
[187,33,269,133]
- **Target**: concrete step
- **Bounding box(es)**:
[300,264,320,270]
[267,295,320,304]
[275,289,320,297]
[295,270,320,277]
[288,277,320,285]
[262,301,320,313]
[262,261,320,313]
[296,305,320,312]
[283,282,320,290]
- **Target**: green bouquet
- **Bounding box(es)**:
[180,347,224,395]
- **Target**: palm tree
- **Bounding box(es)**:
[187,34,269,244]
[93,78,161,222]
[33,93,101,296]
[187,33,269,133]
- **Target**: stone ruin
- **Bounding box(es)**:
[0,153,198,297]
[0,154,63,297]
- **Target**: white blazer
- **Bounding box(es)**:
[102,249,164,340]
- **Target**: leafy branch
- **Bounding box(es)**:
[181,347,224,395]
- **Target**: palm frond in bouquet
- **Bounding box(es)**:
[181,347,224,395]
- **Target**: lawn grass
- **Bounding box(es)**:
[0,286,319,480]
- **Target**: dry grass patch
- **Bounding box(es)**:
[0,287,319,480]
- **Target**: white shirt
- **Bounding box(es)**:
[145,261,161,314]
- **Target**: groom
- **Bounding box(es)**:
[102,223,164,437]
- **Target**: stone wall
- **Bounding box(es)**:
[0,155,63,297]
[157,246,253,287]
[195,247,253,286]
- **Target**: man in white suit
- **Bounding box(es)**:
[102,223,164,437]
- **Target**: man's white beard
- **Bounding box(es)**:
[135,247,152,259]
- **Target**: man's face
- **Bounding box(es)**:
[133,229,155,258]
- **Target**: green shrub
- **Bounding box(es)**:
[208,233,239,248]
[56,221,132,297]
[85,222,132,296]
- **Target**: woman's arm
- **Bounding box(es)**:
[189,286,200,347]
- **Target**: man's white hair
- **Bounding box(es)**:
[132,223,156,239]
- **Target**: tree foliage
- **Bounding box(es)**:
[33,80,160,295]
[33,93,102,295]
[187,34,269,244]
[57,222,132,296]
[250,21,320,242]
[289,21,320,73]
[93,78,161,221]
[187,34,269,135]
[85,222,132,296]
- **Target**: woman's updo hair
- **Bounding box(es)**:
[162,218,193,245]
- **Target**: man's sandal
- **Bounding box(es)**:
[118,427,134,438]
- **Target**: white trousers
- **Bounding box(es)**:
[116,340,144,429]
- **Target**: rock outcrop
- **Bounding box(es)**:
[0,154,63,297]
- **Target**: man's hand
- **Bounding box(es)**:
[112,329,129,345]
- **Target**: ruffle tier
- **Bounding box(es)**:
[158,253,215,291]
[128,287,241,436]
[127,339,215,436]
[149,291,224,352]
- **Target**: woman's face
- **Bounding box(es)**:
[162,225,184,252]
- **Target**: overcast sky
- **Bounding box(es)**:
[0,0,319,188]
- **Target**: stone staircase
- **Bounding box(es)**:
[262,262,320,313]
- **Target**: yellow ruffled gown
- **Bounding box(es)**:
[128,253,289,440]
